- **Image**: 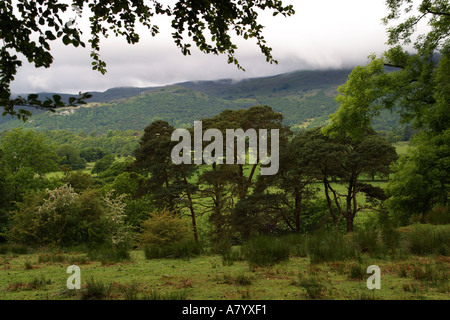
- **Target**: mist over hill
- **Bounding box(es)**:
[2,69,400,133]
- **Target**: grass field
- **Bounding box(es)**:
[1,225,448,300]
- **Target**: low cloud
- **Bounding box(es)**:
[11,0,394,94]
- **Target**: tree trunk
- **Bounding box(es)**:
[346,216,354,233]
[323,178,339,229]
[182,173,198,243]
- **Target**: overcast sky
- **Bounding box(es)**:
[10,0,415,94]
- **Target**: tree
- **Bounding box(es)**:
[0,128,59,202]
[56,144,87,170]
[235,133,319,236]
[132,120,199,242]
[200,105,290,199]
[196,106,290,243]
[0,128,58,175]
[80,147,110,162]
[92,154,115,176]
[325,0,449,139]
[383,0,449,56]
[301,128,397,233]
[1,0,294,120]
[386,129,450,224]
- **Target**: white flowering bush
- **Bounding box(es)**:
[102,192,133,247]
[7,184,131,247]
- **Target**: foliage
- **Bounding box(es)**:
[6,184,129,247]
[139,208,190,247]
[92,154,115,176]
[0,128,58,175]
[306,231,358,264]
[299,128,398,232]
[405,224,450,256]
[80,147,111,162]
[61,170,95,193]
[55,144,86,170]
[242,235,290,267]
[87,244,131,265]
[386,130,450,224]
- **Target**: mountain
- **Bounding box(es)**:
[1,69,401,133]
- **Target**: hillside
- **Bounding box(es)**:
[1,69,400,133]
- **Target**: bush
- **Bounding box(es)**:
[348,263,365,280]
[222,246,244,266]
[280,233,308,257]
[406,224,450,256]
[6,185,131,247]
[242,236,290,267]
[139,208,190,247]
[144,240,202,260]
[297,273,326,299]
[81,278,113,300]
[425,205,450,225]
[307,231,358,264]
[0,244,29,255]
[380,224,401,250]
[88,244,131,264]
[352,229,379,253]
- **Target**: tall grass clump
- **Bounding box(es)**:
[80,278,113,300]
[351,228,390,258]
[221,246,244,266]
[144,241,203,260]
[0,244,29,255]
[424,205,450,225]
[242,236,290,267]
[143,289,188,300]
[297,273,326,299]
[87,244,131,264]
[307,231,357,264]
[406,224,450,256]
[280,233,308,257]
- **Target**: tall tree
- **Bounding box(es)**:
[0,128,59,203]
[1,0,294,120]
[301,128,397,232]
[132,120,199,242]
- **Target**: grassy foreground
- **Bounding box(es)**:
[1,232,449,300]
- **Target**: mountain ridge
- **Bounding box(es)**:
[2,68,400,133]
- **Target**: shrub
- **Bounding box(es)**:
[380,224,401,250]
[235,274,254,286]
[222,246,244,266]
[307,231,357,264]
[406,224,450,256]
[412,264,448,287]
[88,244,130,264]
[143,240,202,260]
[280,233,308,257]
[81,278,113,300]
[352,229,379,253]
[298,273,326,299]
[425,205,450,225]
[0,244,29,255]
[6,185,131,247]
[38,253,66,264]
[242,236,290,267]
[348,263,365,280]
[140,208,190,247]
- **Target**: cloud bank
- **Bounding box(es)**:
[10,0,394,94]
